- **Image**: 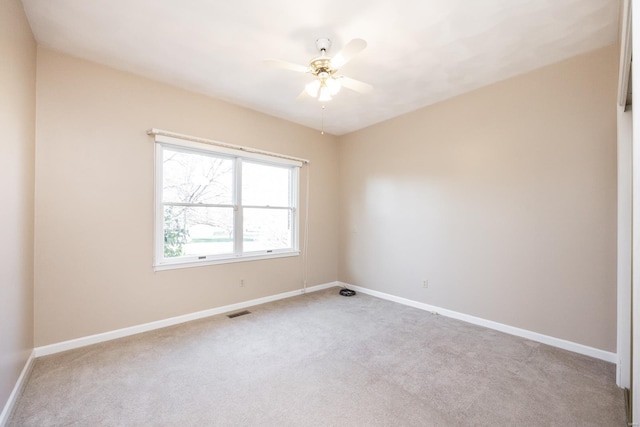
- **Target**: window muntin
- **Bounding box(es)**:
[155,143,299,270]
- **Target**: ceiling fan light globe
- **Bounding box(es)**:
[305,80,320,97]
[326,77,341,96]
[318,85,332,102]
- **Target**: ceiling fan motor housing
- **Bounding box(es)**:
[311,39,334,79]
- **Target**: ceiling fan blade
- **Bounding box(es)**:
[339,76,373,94]
[296,88,310,101]
[263,59,309,73]
[331,38,367,68]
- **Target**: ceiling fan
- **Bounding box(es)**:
[265,38,373,102]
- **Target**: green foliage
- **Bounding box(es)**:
[164,209,188,258]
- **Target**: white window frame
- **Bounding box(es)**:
[153,134,301,271]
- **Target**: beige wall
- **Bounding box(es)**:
[34,48,339,346]
[32,41,618,354]
[0,0,36,412]
[338,45,618,352]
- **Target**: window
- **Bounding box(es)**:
[153,134,301,270]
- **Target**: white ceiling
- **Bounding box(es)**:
[21,0,620,135]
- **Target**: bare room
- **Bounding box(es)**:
[1,0,637,425]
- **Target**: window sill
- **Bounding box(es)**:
[153,250,300,271]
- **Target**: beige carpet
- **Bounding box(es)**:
[8,287,626,426]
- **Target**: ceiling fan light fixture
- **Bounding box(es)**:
[326,77,341,96]
[305,79,321,97]
[318,84,332,102]
[268,37,370,103]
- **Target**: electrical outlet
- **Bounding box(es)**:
[240,279,245,287]
[423,280,428,288]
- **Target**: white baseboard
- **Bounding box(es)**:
[0,350,35,427]
[33,279,613,363]
[341,282,617,363]
[34,281,338,358]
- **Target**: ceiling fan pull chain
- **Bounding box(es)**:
[321,105,325,135]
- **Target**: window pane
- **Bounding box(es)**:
[163,148,233,205]
[242,162,291,207]
[164,205,233,258]
[243,208,292,252]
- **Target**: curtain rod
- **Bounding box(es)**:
[146,128,310,164]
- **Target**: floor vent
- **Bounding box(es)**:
[227,310,251,319]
